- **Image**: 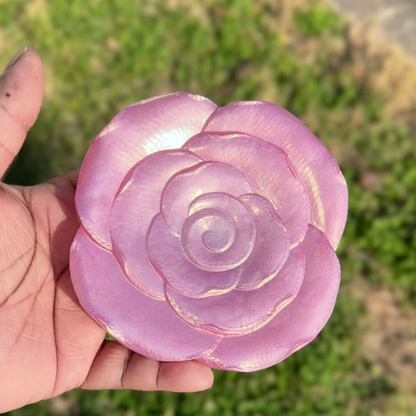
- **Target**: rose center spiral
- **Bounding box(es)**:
[203,225,232,253]
[180,193,256,273]
[186,209,235,254]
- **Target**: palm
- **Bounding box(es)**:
[0,174,105,408]
[0,48,213,413]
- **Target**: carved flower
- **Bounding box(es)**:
[70,92,348,372]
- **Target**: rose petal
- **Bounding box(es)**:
[110,150,201,300]
[166,244,304,336]
[183,193,256,272]
[202,103,348,248]
[70,229,221,361]
[161,161,253,237]
[147,214,241,298]
[76,92,217,249]
[237,194,289,290]
[184,132,308,246]
[197,225,340,371]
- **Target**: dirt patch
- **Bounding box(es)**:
[286,0,416,121]
[261,0,416,123]
[361,288,416,392]
[333,0,416,57]
[356,280,416,415]
[345,23,416,120]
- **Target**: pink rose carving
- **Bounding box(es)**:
[70,92,348,372]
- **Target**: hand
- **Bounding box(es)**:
[0,47,214,413]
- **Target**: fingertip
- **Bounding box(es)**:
[187,360,215,391]
[198,362,215,391]
[0,47,45,177]
[0,46,44,130]
[159,360,214,392]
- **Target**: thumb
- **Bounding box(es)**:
[0,47,44,178]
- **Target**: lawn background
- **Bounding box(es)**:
[1,0,416,415]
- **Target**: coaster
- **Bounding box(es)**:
[70,92,348,372]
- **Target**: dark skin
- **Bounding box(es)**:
[0,47,214,413]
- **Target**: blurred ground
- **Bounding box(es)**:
[1,0,416,415]
[333,0,416,56]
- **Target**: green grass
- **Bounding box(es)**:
[2,0,416,414]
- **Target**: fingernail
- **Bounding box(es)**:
[4,47,29,73]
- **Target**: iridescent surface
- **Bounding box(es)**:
[236,194,289,290]
[110,150,201,300]
[75,92,217,249]
[161,162,253,237]
[202,103,348,249]
[71,229,221,361]
[183,132,308,247]
[147,214,241,298]
[165,245,304,336]
[197,226,340,371]
[70,92,348,372]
